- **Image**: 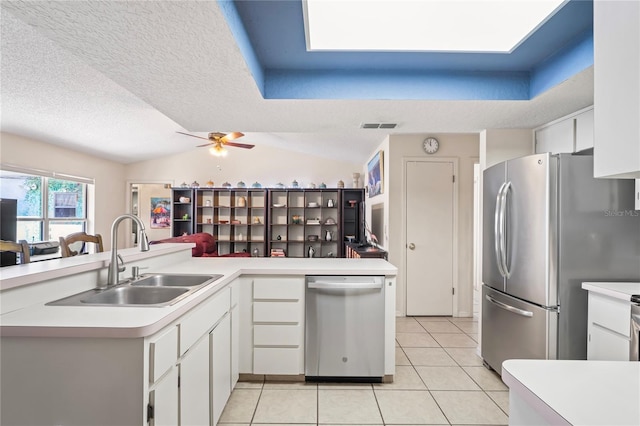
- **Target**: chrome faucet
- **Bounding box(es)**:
[107,214,150,286]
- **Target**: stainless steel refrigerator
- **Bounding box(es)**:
[482,152,640,373]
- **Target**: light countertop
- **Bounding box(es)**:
[581,282,640,301]
[1,253,396,339]
[503,359,640,426]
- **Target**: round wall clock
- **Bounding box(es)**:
[423,137,439,154]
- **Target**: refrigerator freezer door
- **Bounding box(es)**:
[505,153,558,307]
[482,161,507,292]
[481,286,558,374]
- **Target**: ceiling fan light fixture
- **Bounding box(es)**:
[209,143,227,157]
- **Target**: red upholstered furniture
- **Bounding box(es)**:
[150,233,250,257]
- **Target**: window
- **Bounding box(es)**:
[0,169,90,243]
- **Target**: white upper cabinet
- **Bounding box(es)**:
[575,108,595,152]
[535,117,575,154]
[535,108,594,155]
[594,0,640,178]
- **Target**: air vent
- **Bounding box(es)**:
[360,123,397,129]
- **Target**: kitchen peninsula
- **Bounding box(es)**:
[0,244,397,425]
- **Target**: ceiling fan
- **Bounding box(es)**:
[177,131,254,156]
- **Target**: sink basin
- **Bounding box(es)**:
[131,274,222,287]
[46,273,224,307]
[81,286,190,306]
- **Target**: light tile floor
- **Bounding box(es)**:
[219,316,509,425]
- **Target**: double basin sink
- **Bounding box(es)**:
[47,273,223,307]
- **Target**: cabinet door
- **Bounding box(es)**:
[231,305,240,388]
[575,109,594,152]
[150,367,178,426]
[594,0,640,178]
[535,119,574,154]
[588,324,630,361]
[180,337,210,426]
[211,314,232,426]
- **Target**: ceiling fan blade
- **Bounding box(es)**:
[196,142,213,147]
[176,131,210,141]
[225,141,255,149]
[220,132,244,143]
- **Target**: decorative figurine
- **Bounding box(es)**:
[353,172,361,188]
[337,180,345,188]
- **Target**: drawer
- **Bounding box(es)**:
[253,347,302,375]
[180,287,230,355]
[589,293,631,337]
[253,277,304,300]
[254,324,302,346]
[588,324,630,361]
[253,301,302,323]
[149,325,178,383]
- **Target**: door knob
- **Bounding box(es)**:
[408,243,415,250]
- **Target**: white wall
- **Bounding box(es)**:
[480,129,534,170]
[365,133,479,317]
[0,132,126,249]
[124,143,362,189]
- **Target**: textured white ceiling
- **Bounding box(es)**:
[1,1,594,165]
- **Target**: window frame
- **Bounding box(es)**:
[1,165,93,242]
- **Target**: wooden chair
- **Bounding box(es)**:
[0,239,31,264]
[59,232,104,257]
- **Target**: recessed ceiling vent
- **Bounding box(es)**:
[360,123,397,129]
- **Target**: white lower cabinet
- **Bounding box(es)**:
[211,313,232,425]
[148,286,233,426]
[231,303,240,386]
[587,292,631,361]
[179,336,210,426]
[251,276,305,375]
[150,367,179,426]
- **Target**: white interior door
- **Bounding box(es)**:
[406,160,454,316]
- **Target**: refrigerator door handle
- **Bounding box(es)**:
[500,181,512,277]
[485,294,533,317]
[494,182,507,277]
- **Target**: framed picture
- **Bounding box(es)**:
[151,197,171,228]
[367,150,384,197]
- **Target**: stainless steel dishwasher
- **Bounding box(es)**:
[305,275,385,382]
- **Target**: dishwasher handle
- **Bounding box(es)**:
[308,281,383,290]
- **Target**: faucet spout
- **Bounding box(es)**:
[107,214,150,286]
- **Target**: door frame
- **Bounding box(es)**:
[402,157,459,317]
[125,180,174,247]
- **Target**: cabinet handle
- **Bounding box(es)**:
[408,243,415,250]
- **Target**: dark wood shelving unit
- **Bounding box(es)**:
[172,187,365,258]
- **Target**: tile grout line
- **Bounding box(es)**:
[400,316,489,425]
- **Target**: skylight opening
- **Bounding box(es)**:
[303,0,567,53]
